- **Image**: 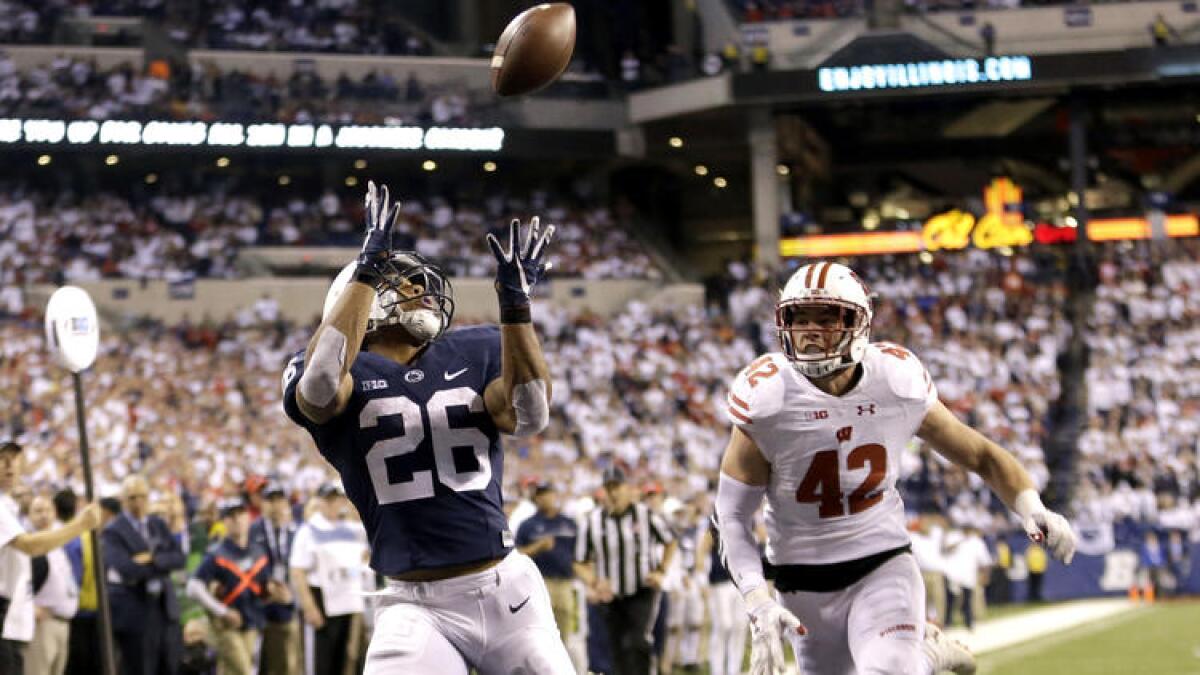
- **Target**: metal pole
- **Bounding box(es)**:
[72,371,118,675]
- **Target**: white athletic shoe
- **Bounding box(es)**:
[923,623,976,674]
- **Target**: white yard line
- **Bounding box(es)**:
[944,598,1143,655]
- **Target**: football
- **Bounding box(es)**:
[491,3,577,97]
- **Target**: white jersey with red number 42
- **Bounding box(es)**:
[726,342,938,566]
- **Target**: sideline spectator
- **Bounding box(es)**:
[104,474,187,675]
[0,441,102,674]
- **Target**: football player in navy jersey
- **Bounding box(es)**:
[281,181,574,674]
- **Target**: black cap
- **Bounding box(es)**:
[0,440,22,454]
[261,482,287,499]
[602,466,627,485]
[218,498,247,519]
[533,481,557,496]
[316,482,344,498]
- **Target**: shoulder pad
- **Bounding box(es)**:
[870,342,936,404]
[727,353,788,426]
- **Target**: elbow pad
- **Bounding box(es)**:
[715,472,768,597]
[298,328,347,408]
[511,379,549,437]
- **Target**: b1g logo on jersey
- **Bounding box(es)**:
[800,410,829,421]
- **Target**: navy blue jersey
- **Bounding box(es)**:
[193,538,273,630]
[515,512,577,580]
[282,325,512,576]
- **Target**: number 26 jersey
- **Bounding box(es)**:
[725,343,938,566]
[282,325,512,576]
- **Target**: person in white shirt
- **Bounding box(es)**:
[942,526,992,630]
[27,494,81,675]
[0,441,100,674]
[909,515,947,624]
[289,483,370,675]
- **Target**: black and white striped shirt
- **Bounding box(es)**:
[576,503,675,598]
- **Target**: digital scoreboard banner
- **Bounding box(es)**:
[817,56,1033,93]
[0,119,505,151]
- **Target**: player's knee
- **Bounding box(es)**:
[364,605,468,675]
[856,637,924,675]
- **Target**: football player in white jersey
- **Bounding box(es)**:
[714,261,1076,675]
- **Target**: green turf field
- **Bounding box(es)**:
[978,602,1200,675]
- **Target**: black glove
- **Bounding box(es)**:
[355,180,401,287]
[486,217,555,320]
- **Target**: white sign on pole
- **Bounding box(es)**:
[45,286,100,373]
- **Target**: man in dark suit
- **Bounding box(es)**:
[103,475,186,675]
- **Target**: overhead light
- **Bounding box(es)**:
[278,175,291,186]
[345,176,359,187]
[713,177,727,188]
[422,159,437,171]
[668,136,683,148]
[694,164,708,176]
[36,154,51,166]
[483,161,497,173]
[145,173,158,184]
[353,159,367,170]
[776,164,790,176]
[104,154,119,166]
[216,156,230,168]
[1064,216,1078,228]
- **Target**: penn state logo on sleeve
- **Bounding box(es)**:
[726,353,788,426]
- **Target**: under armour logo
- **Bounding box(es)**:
[857,404,876,416]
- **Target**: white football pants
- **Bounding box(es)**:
[365,551,575,675]
[708,580,749,675]
[778,553,932,675]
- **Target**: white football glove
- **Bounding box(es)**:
[1015,489,1076,564]
[745,587,806,675]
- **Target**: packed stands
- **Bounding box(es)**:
[0,52,478,125]
[0,186,664,285]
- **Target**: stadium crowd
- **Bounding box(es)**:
[0,52,478,126]
[0,238,1197,672]
[0,0,430,55]
[732,0,1151,21]
[0,186,662,287]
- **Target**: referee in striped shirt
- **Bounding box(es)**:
[574,467,676,675]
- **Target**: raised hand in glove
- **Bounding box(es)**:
[486,217,555,321]
[355,180,403,288]
[745,587,806,675]
[1015,489,1076,564]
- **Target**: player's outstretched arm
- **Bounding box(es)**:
[918,400,1076,563]
[483,217,555,437]
[296,181,400,424]
[716,428,806,675]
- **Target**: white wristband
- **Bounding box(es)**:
[1013,489,1045,520]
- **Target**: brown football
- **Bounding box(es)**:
[491,3,576,97]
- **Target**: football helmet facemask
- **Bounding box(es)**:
[776,262,873,379]
[324,251,455,343]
